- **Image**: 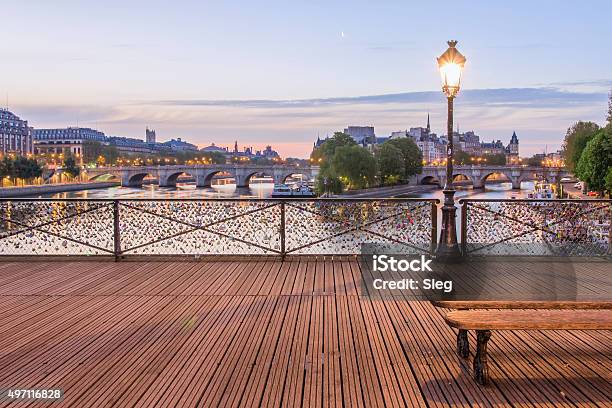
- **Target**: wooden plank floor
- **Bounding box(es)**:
[0,258,610,407]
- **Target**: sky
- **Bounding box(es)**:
[1,0,611,157]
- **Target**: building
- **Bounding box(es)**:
[161,138,198,152]
[344,126,375,144]
[506,131,519,156]
[33,127,105,156]
[107,136,168,155]
[146,127,156,144]
[200,143,229,154]
[0,109,33,155]
[256,145,280,159]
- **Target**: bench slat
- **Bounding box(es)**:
[433,301,612,310]
[445,310,612,330]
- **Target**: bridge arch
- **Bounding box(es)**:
[199,170,237,188]
[452,173,474,187]
[160,171,197,188]
[419,175,441,186]
[88,173,119,182]
[238,171,279,188]
[125,172,158,187]
[281,171,313,184]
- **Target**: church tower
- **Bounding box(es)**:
[507,131,519,156]
[426,113,431,134]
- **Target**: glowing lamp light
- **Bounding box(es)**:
[437,40,466,98]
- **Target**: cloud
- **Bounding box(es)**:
[153,87,606,110]
[12,85,610,158]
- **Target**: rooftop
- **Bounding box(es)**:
[1,258,609,406]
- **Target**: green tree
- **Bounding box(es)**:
[525,155,543,167]
[606,167,612,196]
[376,143,405,184]
[63,155,81,179]
[562,121,600,172]
[314,172,343,195]
[13,157,42,182]
[607,90,612,125]
[575,127,612,196]
[385,138,423,178]
[482,153,506,165]
[83,140,119,165]
[201,151,227,164]
[311,132,357,166]
[331,145,377,189]
[454,150,472,165]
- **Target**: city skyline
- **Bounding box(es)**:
[2,1,611,157]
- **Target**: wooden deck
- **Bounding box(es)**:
[0,258,610,407]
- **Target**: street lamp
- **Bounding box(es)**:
[436,40,466,259]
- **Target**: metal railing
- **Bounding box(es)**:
[460,199,612,256]
[0,198,438,258]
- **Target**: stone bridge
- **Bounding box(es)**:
[85,164,320,188]
[415,165,572,189]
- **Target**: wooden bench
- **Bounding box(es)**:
[433,301,612,385]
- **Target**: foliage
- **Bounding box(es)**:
[310,133,360,193]
[311,132,356,167]
[561,121,600,172]
[481,153,506,165]
[525,155,544,167]
[13,156,43,180]
[201,151,227,164]
[83,140,119,165]
[0,156,42,182]
[608,89,612,125]
[249,156,272,165]
[606,167,612,196]
[575,127,612,195]
[453,150,471,165]
[376,143,404,183]
[382,174,402,186]
[384,138,423,178]
[331,145,377,189]
[62,155,81,178]
[314,173,343,194]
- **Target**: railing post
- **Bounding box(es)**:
[460,200,467,256]
[113,200,122,261]
[430,201,437,254]
[280,201,286,261]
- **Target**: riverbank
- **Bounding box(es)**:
[0,181,120,198]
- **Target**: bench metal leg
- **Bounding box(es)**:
[474,330,491,385]
[457,329,469,358]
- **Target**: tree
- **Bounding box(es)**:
[525,155,544,167]
[376,143,405,185]
[606,167,612,196]
[385,138,423,178]
[607,89,612,125]
[13,156,42,182]
[314,172,343,195]
[482,153,506,165]
[311,132,357,166]
[562,121,600,172]
[83,140,119,165]
[454,150,472,165]
[63,156,81,179]
[201,151,226,164]
[331,145,377,189]
[575,127,612,196]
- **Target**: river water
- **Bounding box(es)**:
[34,180,537,200]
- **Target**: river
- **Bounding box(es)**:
[32,179,537,200]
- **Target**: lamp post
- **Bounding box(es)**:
[436,40,466,259]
